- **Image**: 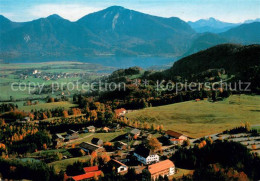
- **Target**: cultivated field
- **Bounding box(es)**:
[126,94,260,138]
[48,155,91,172]
[19,101,77,112]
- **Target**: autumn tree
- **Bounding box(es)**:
[42,113,48,120]
[251,144,256,150]
[48,97,55,103]
[159,124,164,132]
[198,140,207,149]
[90,110,97,121]
[133,135,138,140]
[93,173,98,181]
[104,142,112,147]
[245,122,251,132]
[0,119,6,127]
[47,110,52,118]
[62,111,69,118]
[91,151,97,159]
[43,143,47,150]
[100,152,110,164]
[79,149,86,156]
[148,138,162,151]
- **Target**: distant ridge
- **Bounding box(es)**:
[0,6,260,62]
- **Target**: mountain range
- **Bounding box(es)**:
[0,6,260,62]
[188,17,260,33]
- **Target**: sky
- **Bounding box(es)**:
[0,0,259,23]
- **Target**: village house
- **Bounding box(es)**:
[134,146,159,165]
[86,126,95,133]
[116,141,127,150]
[108,159,128,174]
[65,129,79,141]
[141,132,153,140]
[113,153,131,164]
[115,108,126,117]
[130,128,141,137]
[55,134,64,142]
[71,166,102,181]
[17,116,31,124]
[102,126,110,132]
[79,142,105,154]
[165,130,187,144]
[32,70,39,74]
[148,159,175,180]
[91,138,103,146]
[83,166,99,173]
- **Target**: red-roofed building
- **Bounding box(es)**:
[72,170,102,181]
[115,108,126,117]
[83,166,99,173]
[148,159,175,180]
[165,130,187,144]
[170,138,183,145]
[67,166,102,181]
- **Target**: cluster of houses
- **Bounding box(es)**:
[19,70,89,81]
[62,127,188,180]
[53,108,189,180]
[55,126,98,144]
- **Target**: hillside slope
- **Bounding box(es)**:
[166,44,260,79]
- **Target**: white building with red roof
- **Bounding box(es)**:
[148,159,175,180]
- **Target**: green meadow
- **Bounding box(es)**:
[126,94,260,138]
[0,61,111,100]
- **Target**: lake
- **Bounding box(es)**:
[6,56,176,69]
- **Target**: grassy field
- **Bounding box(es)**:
[19,101,77,112]
[29,148,71,157]
[169,168,194,179]
[252,125,260,133]
[0,61,113,100]
[126,95,260,138]
[48,155,91,172]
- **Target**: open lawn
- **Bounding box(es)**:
[20,101,77,112]
[169,168,194,179]
[252,125,260,133]
[126,95,260,138]
[48,155,91,172]
[29,148,71,157]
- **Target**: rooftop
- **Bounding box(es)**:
[109,159,127,168]
[166,130,183,138]
[148,159,175,175]
[130,128,141,135]
[115,108,126,115]
[87,125,95,129]
[83,166,99,173]
[91,138,102,144]
[72,170,102,181]
[135,145,155,158]
[79,142,102,151]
